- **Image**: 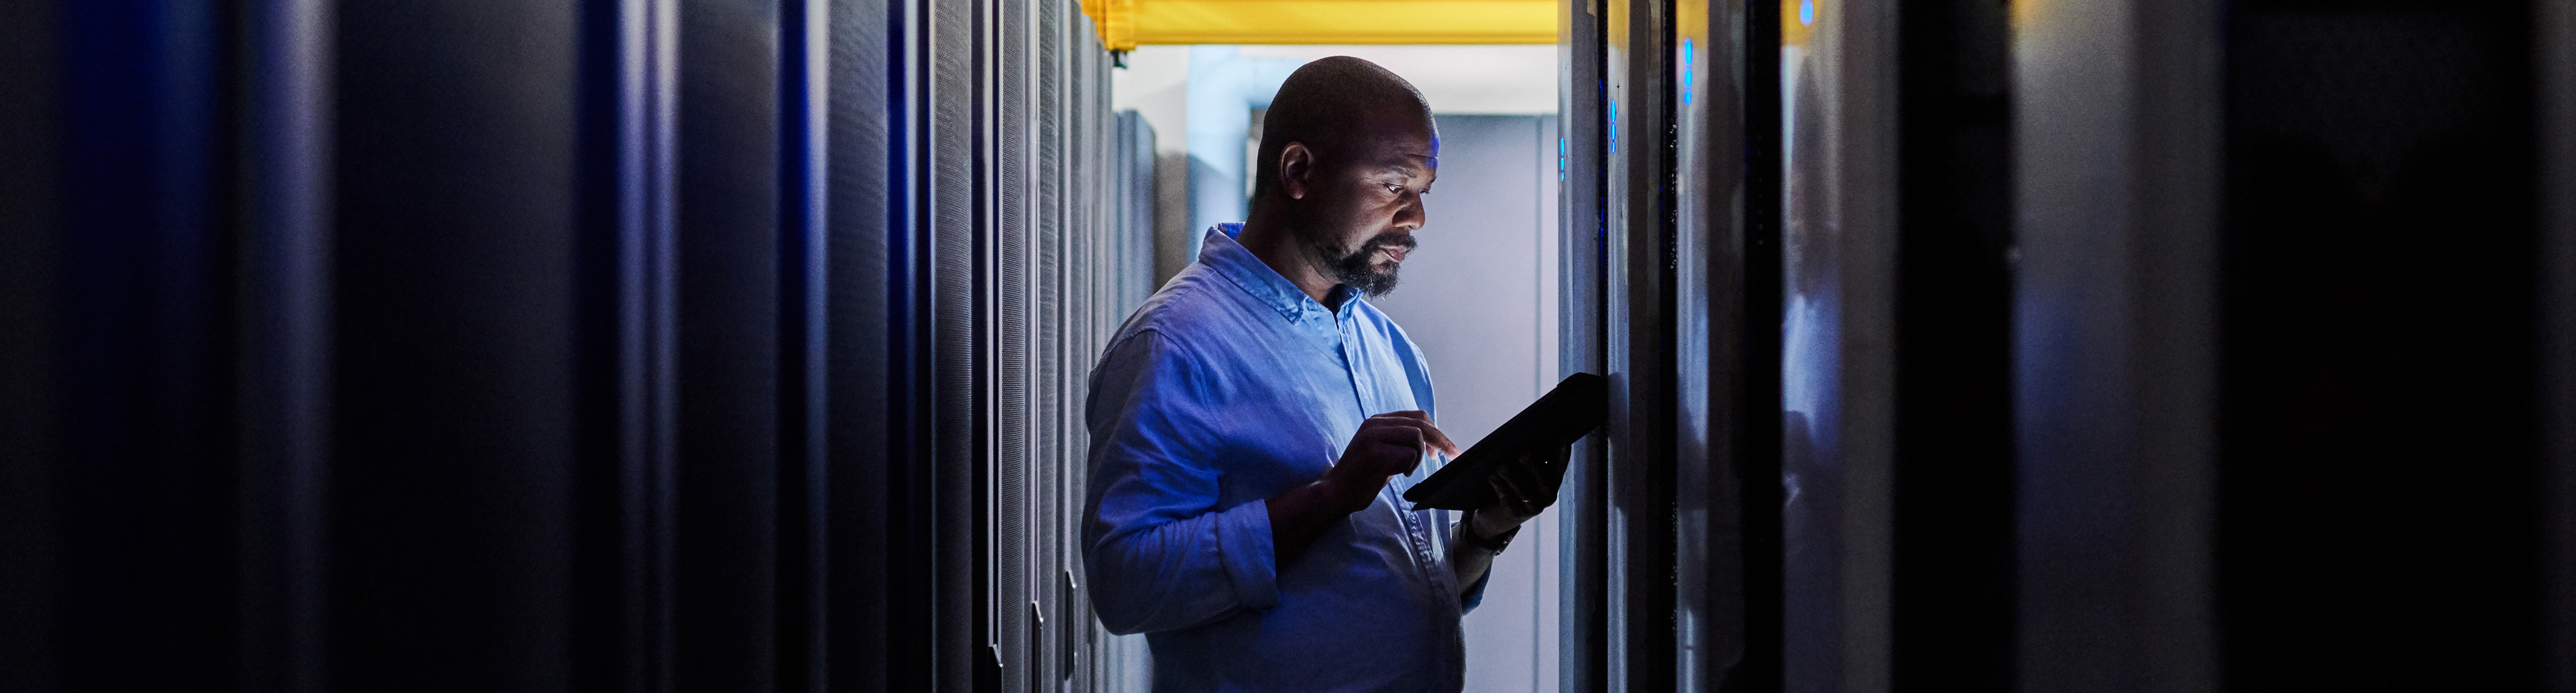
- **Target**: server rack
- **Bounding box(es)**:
[1568,0,1789,691]
[12,1,2573,692]
[1673,0,1786,689]
[2,1,1139,692]
[1556,0,1612,688]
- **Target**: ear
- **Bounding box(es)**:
[1279,142,1314,201]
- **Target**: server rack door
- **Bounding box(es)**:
[992,0,1036,688]
[1885,0,2016,688]
[2011,0,2223,690]
[877,0,950,687]
[1671,0,1785,689]
[1604,0,1679,690]
[1031,0,1068,688]
[0,1,60,680]
[1776,0,1903,689]
[779,2,832,690]
[1673,3,1724,687]
[333,2,594,690]
[2549,1,2576,687]
[924,0,983,684]
[823,0,924,687]
[9,2,340,690]
[2215,2,2544,689]
[670,0,788,687]
[1558,0,1612,688]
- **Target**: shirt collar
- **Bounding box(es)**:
[1198,226,1355,322]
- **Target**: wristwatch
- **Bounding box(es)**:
[1462,517,1521,555]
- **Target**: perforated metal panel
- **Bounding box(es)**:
[995,0,1035,686]
[926,0,980,686]
[1033,0,1070,687]
[968,2,1133,691]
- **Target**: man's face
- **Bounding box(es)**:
[1296,113,1437,297]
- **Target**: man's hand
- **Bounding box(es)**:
[1269,411,1458,565]
[1452,444,1568,590]
[1467,445,1567,544]
[1318,411,1460,513]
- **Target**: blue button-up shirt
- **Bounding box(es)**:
[1083,228,1488,693]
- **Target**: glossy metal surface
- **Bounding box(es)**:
[1776,0,1897,689]
[1603,0,1678,690]
[2011,0,2221,690]
[1671,0,1719,690]
[1673,0,1785,688]
[1556,0,1610,688]
[1886,0,2015,687]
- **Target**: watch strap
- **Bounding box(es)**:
[1463,519,1520,555]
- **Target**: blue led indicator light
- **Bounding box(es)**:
[1681,39,1695,104]
[1799,0,1814,26]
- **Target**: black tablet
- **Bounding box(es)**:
[1401,373,1609,511]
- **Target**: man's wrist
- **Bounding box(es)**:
[1462,510,1521,553]
[1312,476,1375,515]
[1467,508,1521,541]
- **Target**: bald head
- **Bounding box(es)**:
[1237,56,1438,299]
[1252,57,1437,198]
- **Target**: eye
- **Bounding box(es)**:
[1383,182,1405,194]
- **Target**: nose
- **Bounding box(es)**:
[1392,190,1426,231]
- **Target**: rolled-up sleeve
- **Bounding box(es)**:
[1452,516,1494,614]
[1082,330,1280,635]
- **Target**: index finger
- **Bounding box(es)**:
[1366,411,1460,457]
[1370,410,1433,425]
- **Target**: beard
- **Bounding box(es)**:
[1316,231,1415,297]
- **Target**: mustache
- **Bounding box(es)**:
[1363,233,1417,253]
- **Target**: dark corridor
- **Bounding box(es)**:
[3,0,2574,692]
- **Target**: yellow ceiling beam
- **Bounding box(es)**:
[1081,0,1557,51]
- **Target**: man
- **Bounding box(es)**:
[1082,56,1562,692]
